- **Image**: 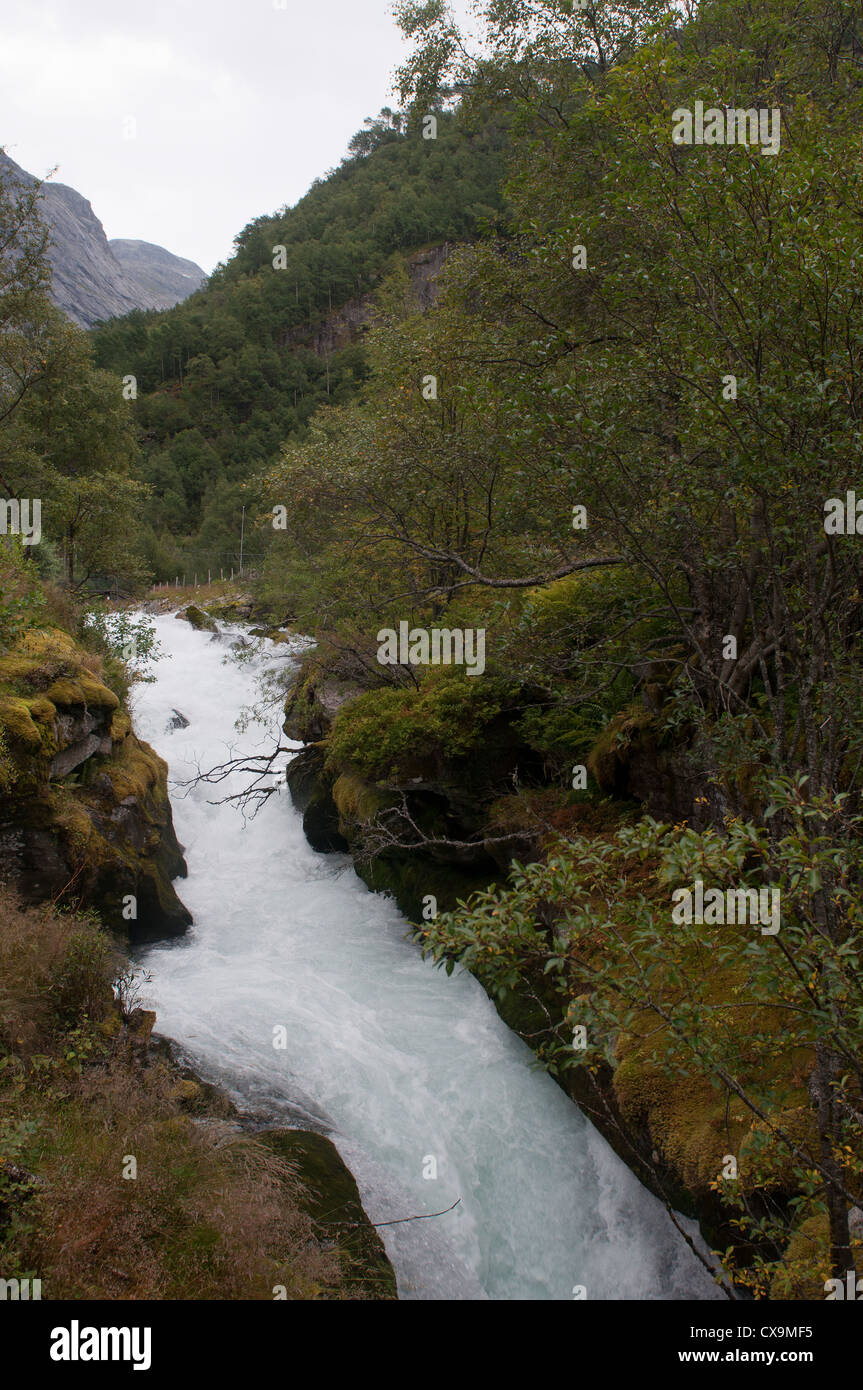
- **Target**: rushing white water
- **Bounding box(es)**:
[131,612,722,1301]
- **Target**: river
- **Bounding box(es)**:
[131,611,722,1302]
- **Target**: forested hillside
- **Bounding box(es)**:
[249,0,863,1298]
[90,107,509,581]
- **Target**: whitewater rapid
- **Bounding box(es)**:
[131,612,721,1301]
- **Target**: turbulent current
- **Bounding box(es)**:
[131,612,722,1302]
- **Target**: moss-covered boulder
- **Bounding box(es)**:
[283,657,363,743]
[257,1129,397,1299]
[0,626,191,940]
[177,604,217,632]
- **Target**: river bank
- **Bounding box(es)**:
[0,596,394,1299]
[0,882,393,1300]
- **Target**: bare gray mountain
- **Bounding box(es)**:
[109,239,206,313]
[0,151,206,328]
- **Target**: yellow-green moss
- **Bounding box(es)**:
[95,738,164,804]
[45,675,119,711]
[0,696,43,751]
[593,884,813,1198]
[47,789,95,857]
[613,1052,746,1191]
[739,1103,819,1188]
[769,1214,863,1300]
[0,628,116,718]
[181,604,216,632]
[27,696,58,725]
[332,771,392,826]
[0,728,15,794]
[110,710,132,742]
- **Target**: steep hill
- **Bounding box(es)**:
[89,107,509,579]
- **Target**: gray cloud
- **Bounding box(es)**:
[1,0,420,272]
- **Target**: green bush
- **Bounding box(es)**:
[325,670,518,781]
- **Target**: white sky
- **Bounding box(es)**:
[0,0,473,274]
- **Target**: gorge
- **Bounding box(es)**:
[128,609,722,1301]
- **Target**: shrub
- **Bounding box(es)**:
[325,670,518,781]
[48,925,117,1026]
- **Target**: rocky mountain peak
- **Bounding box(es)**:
[0,150,206,328]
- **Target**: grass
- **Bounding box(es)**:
[0,886,384,1300]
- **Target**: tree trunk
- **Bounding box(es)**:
[814,1039,855,1280]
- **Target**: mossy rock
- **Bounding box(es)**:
[332,771,394,830]
[356,852,498,923]
[770,1213,863,1300]
[0,624,191,941]
[0,696,62,792]
[0,697,44,752]
[110,710,132,741]
[177,605,216,632]
[28,696,58,726]
[0,626,121,793]
[0,739,192,940]
[45,674,119,710]
[94,736,166,804]
[0,627,77,680]
[739,1103,818,1189]
[257,1129,397,1299]
[587,702,659,794]
[612,1051,743,1195]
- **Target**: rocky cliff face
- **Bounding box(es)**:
[0,151,206,328]
[0,627,191,939]
[109,239,206,313]
[284,243,452,358]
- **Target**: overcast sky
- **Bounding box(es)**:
[1,0,471,274]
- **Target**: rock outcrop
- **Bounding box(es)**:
[282,657,536,918]
[284,243,452,359]
[0,627,191,938]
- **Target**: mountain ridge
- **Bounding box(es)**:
[0,151,206,328]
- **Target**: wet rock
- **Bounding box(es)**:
[286,748,349,854]
[177,604,216,632]
[166,709,190,732]
[257,1129,396,1299]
